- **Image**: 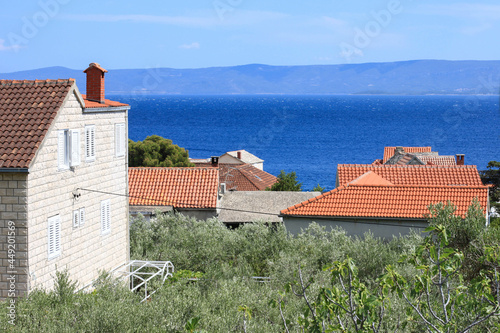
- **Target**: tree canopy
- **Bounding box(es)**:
[480,160,500,211]
[128,135,194,167]
[266,170,302,191]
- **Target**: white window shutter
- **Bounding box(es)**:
[57,130,67,169]
[48,215,61,259]
[73,210,79,227]
[85,125,96,161]
[115,123,126,157]
[101,200,111,235]
[70,129,80,167]
[79,207,85,226]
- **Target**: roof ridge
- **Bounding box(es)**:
[280,184,349,214]
[0,79,75,86]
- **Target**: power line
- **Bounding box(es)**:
[77,187,279,217]
[76,187,428,229]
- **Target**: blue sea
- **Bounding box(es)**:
[115,95,500,191]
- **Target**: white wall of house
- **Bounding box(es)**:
[283,216,428,239]
[26,89,129,291]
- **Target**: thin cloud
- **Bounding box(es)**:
[60,10,289,28]
[414,3,500,20]
[179,42,200,50]
[0,39,22,52]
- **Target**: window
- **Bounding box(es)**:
[73,210,79,228]
[48,215,61,259]
[73,207,85,228]
[115,123,126,157]
[85,125,96,161]
[100,199,111,235]
[58,129,80,170]
[79,207,85,226]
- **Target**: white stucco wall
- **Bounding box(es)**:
[283,216,428,239]
[26,89,129,291]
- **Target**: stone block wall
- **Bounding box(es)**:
[0,173,28,299]
[26,90,129,292]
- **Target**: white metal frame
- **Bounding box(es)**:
[78,260,174,302]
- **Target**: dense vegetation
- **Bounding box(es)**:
[128,135,194,167]
[2,203,500,332]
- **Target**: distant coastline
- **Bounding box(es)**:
[2,60,500,96]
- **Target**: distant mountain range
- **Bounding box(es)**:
[1,60,499,95]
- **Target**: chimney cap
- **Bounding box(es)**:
[83,62,108,73]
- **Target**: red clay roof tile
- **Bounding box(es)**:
[194,162,277,191]
[281,183,488,219]
[0,79,74,169]
[129,167,219,209]
[337,164,483,187]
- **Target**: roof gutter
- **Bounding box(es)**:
[83,105,130,113]
[0,168,29,173]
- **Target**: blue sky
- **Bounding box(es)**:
[0,0,499,72]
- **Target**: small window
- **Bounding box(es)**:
[100,199,111,235]
[85,125,96,162]
[73,210,79,228]
[115,123,126,157]
[48,215,61,259]
[79,207,85,226]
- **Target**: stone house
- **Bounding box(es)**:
[283,163,489,238]
[0,63,130,299]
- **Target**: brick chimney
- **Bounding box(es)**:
[211,156,219,167]
[83,63,108,103]
[237,151,242,160]
[456,154,465,165]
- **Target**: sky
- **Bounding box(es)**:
[0,0,499,72]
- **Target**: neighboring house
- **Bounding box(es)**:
[382,146,462,166]
[219,150,264,170]
[193,158,277,191]
[218,191,319,227]
[335,164,483,188]
[281,171,489,238]
[0,63,130,298]
[129,167,219,221]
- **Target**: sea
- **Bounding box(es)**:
[114,94,500,191]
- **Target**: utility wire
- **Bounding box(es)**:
[77,187,279,217]
[76,187,427,229]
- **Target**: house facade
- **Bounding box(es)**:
[0,63,129,299]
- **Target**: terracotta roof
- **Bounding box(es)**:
[336,164,483,187]
[81,94,129,108]
[194,162,277,191]
[418,155,456,165]
[281,183,489,219]
[383,147,432,163]
[0,79,74,169]
[129,167,219,208]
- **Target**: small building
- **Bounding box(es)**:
[281,171,489,238]
[218,191,319,228]
[129,167,220,221]
[219,150,264,170]
[382,146,462,166]
[0,63,130,298]
[193,158,277,191]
